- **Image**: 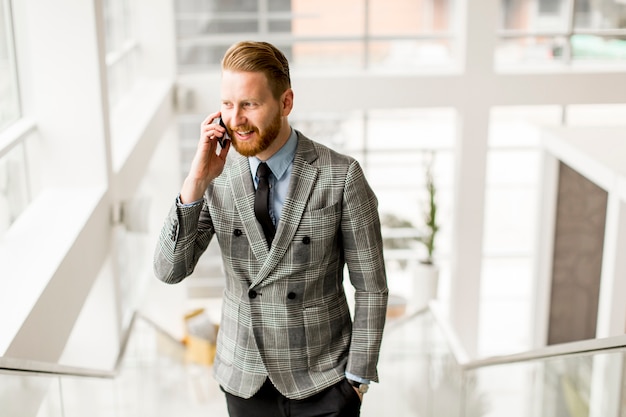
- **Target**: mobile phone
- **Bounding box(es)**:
[213,117,231,148]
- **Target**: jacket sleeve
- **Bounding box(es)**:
[341,160,389,382]
[153,196,215,284]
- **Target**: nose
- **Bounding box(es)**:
[232,106,246,126]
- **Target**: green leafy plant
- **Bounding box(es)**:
[418,151,439,265]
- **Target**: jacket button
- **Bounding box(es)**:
[287,292,296,300]
[234,229,243,236]
[248,290,257,299]
[302,236,311,244]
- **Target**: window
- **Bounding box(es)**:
[104,0,138,107]
[0,0,29,236]
[175,0,458,72]
[497,0,626,68]
[0,0,20,131]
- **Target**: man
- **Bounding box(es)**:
[154,41,388,417]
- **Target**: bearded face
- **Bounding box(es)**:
[220,70,293,160]
[228,106,282,157]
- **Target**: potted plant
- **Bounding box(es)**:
[412,150,440,310]
[418,150,439,265]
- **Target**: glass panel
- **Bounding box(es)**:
[368,310,467,416]
[268,0,291,12]
[0,0,20,131]
[176,16,259,37]
[469,351,625,417]
[369,0,454,35]
[369,150,454,250]
[177,43,231,69]
[489,106,563,147]
[486,150,540,185]
[106,52,137,106]
[60,377,118,417]
[498,1,626,67]
[571,35,626,64]
[367,39,455,70]
[103,0,137,107]
[292,0,365,37]
[291,111,364,152]
[483,184,539,251]
[496,36,568,67]
[366,108,456,151]
[0,372,63,417]
[268,19,292,33]
[499,0,571,32]
[291,41,364,70]
[104,0,133,54]
[174,1,460,71]
[574,0,626,30]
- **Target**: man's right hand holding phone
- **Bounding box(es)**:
[180,112,231,204]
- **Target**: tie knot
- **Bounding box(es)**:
[257,162,271,179]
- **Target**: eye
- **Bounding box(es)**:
[221,101,233,109]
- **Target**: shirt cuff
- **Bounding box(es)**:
[176,194,203,208]
[345,371,370,384]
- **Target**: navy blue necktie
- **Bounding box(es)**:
[254,162,275,247]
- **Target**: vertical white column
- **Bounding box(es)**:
[447,0,497,358]
[531,149,559,348]
[449,106,489,359]
[596,193,626,337]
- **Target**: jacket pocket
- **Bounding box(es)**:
[292,202,341,267]
[303,298,352,372]
[216,292,240,366]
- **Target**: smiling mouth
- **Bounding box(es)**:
[233,129,255,140]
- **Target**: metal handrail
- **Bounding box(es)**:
[462,333,626,371]
[0,312,140,379]
[426,300,626,371]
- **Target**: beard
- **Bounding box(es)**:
[230,109,282,157]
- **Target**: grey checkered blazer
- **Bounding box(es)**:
[154,132,388,400]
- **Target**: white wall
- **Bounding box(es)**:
[0,0,177,368]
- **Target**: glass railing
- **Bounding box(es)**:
[377,302,626,417]
[3,304,626,417]
[461,337,626,417]
[0,315,227,417]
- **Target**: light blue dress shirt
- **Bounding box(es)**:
[249,128,298,226]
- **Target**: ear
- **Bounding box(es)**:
[281,88,294,116]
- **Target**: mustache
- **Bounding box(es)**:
[230,125,256,133]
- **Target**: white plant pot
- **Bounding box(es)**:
[412,262,439,311]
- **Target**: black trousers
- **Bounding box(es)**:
[222,378,362,417]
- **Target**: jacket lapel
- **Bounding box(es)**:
[228,154,272,262]
[250,134,319,288]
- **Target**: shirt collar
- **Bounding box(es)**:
[249,128,298,181]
